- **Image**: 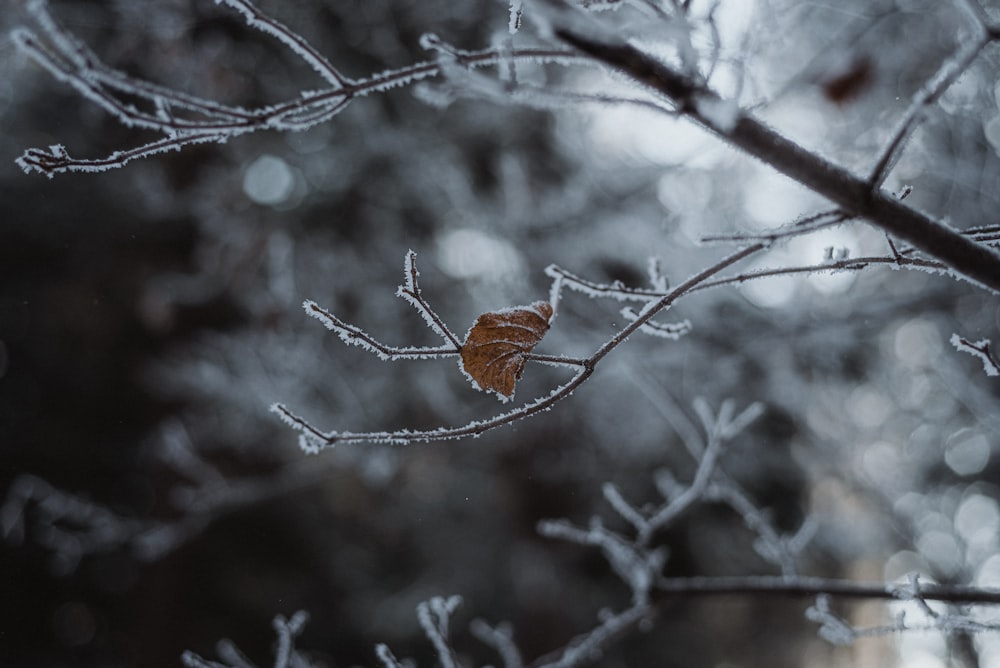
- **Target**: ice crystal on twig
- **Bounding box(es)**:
[950,334,1000,377]
[181,610,315,668]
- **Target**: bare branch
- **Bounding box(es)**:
[271,367,592,450]
[867,4,993,188]
[216,0,351,87]
[274,245,763,449]
[302,252,461,360]
[700,209,853,245]
[417,597,464,668]
[550,9,1000,293]
[303,300,459,360]
[395,250,463,349]
[530,603,650,668]
[470,619,524,668]
[950,334,1000,377]
[181,610,316,668]
[15,1,578,176]
[652,575,1000,606]
[276,225,984,451]
[1,422,344,572]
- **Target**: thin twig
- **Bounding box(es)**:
[950,335,1000,377]
[867,19,992,188]
[700,209,853,245]
[15,1,579,176]
[303,300,459,360]
[274,245,763,449]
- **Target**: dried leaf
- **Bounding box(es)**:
[819,55,874,105]
[460,301,553,399]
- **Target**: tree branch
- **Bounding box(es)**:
[551,16,1000,294]
[651,575,1000,606]
[15,0,578,176]
[274,245,762,449]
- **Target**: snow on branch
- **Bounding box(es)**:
[16,0,1000,292]
[531,604,650,668]
[539,517,667,604]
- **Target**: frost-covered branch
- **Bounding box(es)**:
[537,398,803,610]
[530,604,650,668]
[274,208,999,450]
[17,0,1000,291]
[548,4,1000,293]
[218,0,349,88]
[695,206,1000,292]
[534,398,773,633]
[950,334,1000,377]
[651,576,1000,607]
[546,230,968,302]
[171,436,1000,668]
[181,610,316,668]
[272,245,763,450]
[14,0,577,176]
[806,575,1000,647]
[417,596,464,668]
[700,208,856,246]
[867,0,999,187]
[1,423,339,573]
[182,578,1000,668]
[303,251,461,360]
[592,400,765,550]
[532,400,1000,658]
[374,596,465,668]
[581,392,811,588]
[470,619,524,668]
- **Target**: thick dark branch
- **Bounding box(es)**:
[653,575,1000,606]
[554,25,1000,294]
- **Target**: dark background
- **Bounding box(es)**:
[2,1,1000,666]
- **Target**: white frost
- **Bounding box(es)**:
[950,334,1000,377]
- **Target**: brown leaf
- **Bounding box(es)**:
[460,301,553,399]
[819,55,874,106]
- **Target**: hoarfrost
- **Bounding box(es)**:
[215,0,349,87]
[950,334,1000,377]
